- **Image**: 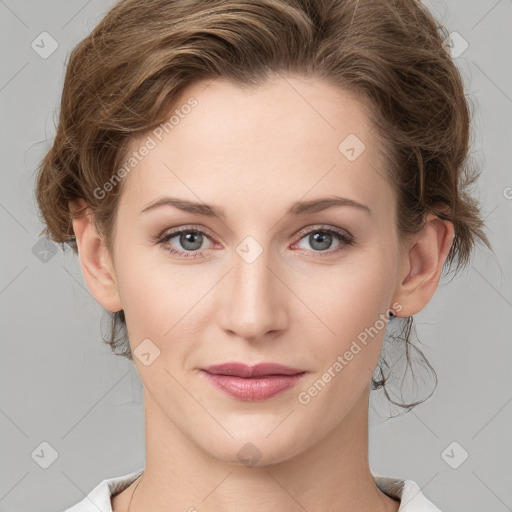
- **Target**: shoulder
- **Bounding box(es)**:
[374,475,443,512]
[62,468,144,512]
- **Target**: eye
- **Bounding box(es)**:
[292,225,354,256]
[157,226,215,259]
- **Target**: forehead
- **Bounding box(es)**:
[165,75,375,158]
[118,75,392,220]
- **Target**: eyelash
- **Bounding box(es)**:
[156,225,355,259]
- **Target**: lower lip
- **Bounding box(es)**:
[201,370,306,401]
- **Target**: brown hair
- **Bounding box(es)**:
[34,0,492,412]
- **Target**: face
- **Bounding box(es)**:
[99,75,407,465]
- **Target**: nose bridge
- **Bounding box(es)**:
[222,238,286,340]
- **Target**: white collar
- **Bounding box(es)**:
[64,468,442,511]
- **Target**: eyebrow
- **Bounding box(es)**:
[140,195,371,218]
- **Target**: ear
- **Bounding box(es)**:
[391,213,455,317]
[69,198,123,313]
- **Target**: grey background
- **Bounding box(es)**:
[1,0,511,510]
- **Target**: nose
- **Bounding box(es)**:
[217,243,288,342]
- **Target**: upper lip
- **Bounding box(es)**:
[201,362,305,378]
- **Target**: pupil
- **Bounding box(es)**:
[182,232,202,250]
[311,232,331,251]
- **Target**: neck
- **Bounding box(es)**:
[127,385,398,512]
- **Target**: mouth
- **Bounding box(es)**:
[201,362,305,377]
[199,362,307,401]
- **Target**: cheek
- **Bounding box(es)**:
[296,271,391,420]
[114,249,211,356]
[113,248,173,343]
[308,255,393,373]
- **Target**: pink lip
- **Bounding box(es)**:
[202,362,304,377]
[200,362,306,401]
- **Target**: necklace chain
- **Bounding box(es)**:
[127,471,144,512]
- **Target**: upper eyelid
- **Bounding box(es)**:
[159,225,217,242]
[294,224,351,238]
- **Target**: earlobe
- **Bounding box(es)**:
[392,214,454,317]
[69,199,123,313]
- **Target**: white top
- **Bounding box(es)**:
[62,467,442,511]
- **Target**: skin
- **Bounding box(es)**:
[70,74,454,512]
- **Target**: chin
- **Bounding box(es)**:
[202,431,307,468]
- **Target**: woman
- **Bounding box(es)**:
[35,0,491,511]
